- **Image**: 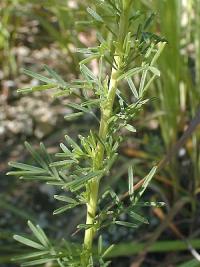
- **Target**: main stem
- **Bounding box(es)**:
[83,66,119,250]
[83,0,132,261]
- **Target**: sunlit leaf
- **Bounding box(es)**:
[114,221,138,228]
[13,235,44,250]
[12,251,49,261]
[125,124,137,133]
[54,195,77,204]
[53,204,77,215]
[80,64,98,83]
[44,65,66,87]
[101,244,115,258]
[128,166,134,196]
[8,162,45,173]
[64,112,84,121]
[134,166,157,203]
[23,69,53,84]
[135,201,165,207]
[127,77,139,99]
[129,211,149,224]
[27,221,50,248]
[21,258,56,267]
[87,7,104,22]
[117,66,146,81]
[149,66,160,76]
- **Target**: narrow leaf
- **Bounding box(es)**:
[65,135,83,153]
[53,204,77,215]
[135,201,165,207]
[21,258,55,267]
[134,166,157,203]
[60,143,72,155]
[12,251,49,261]
[129,211,149,224]
[102,244,115,258]
[66,171,102,191]
[149,66,160,76]
[23,69,53,84]
[139,68,148,97]
[128,166,134,196]
[7,171,47,176]
[28,221,50,248]
[80,64,97,82]
[13,235,44,250]
[67,102,90,113]
[44,65,66,87]
[54,195,77,204]
[114,221,138,228]
[24,142,48,170]
[17,84,56,94]
[20,176,55,181]
[125,124,137,133]
[143,13,155,30]
[87,7,103,22]
[127,78,139,99]
[8,162,45,173]
[151,42,167,65]
[98,235,103,255]
[49,160,76,167]
[117,66,146,81]
[64,112,83,120]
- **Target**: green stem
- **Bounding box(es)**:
[83,61,119,256]
[83,1,133,262]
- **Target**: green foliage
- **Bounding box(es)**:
[8,1,166,266]
[12,221,58,267]
[178,259,200,267]
[141,0,200,191]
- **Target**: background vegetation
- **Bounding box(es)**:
[0,0,200,266]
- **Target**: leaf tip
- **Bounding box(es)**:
[13,234,18,240]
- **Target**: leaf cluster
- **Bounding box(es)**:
[8,1,166,266]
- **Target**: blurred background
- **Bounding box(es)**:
[0,0,200,266]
